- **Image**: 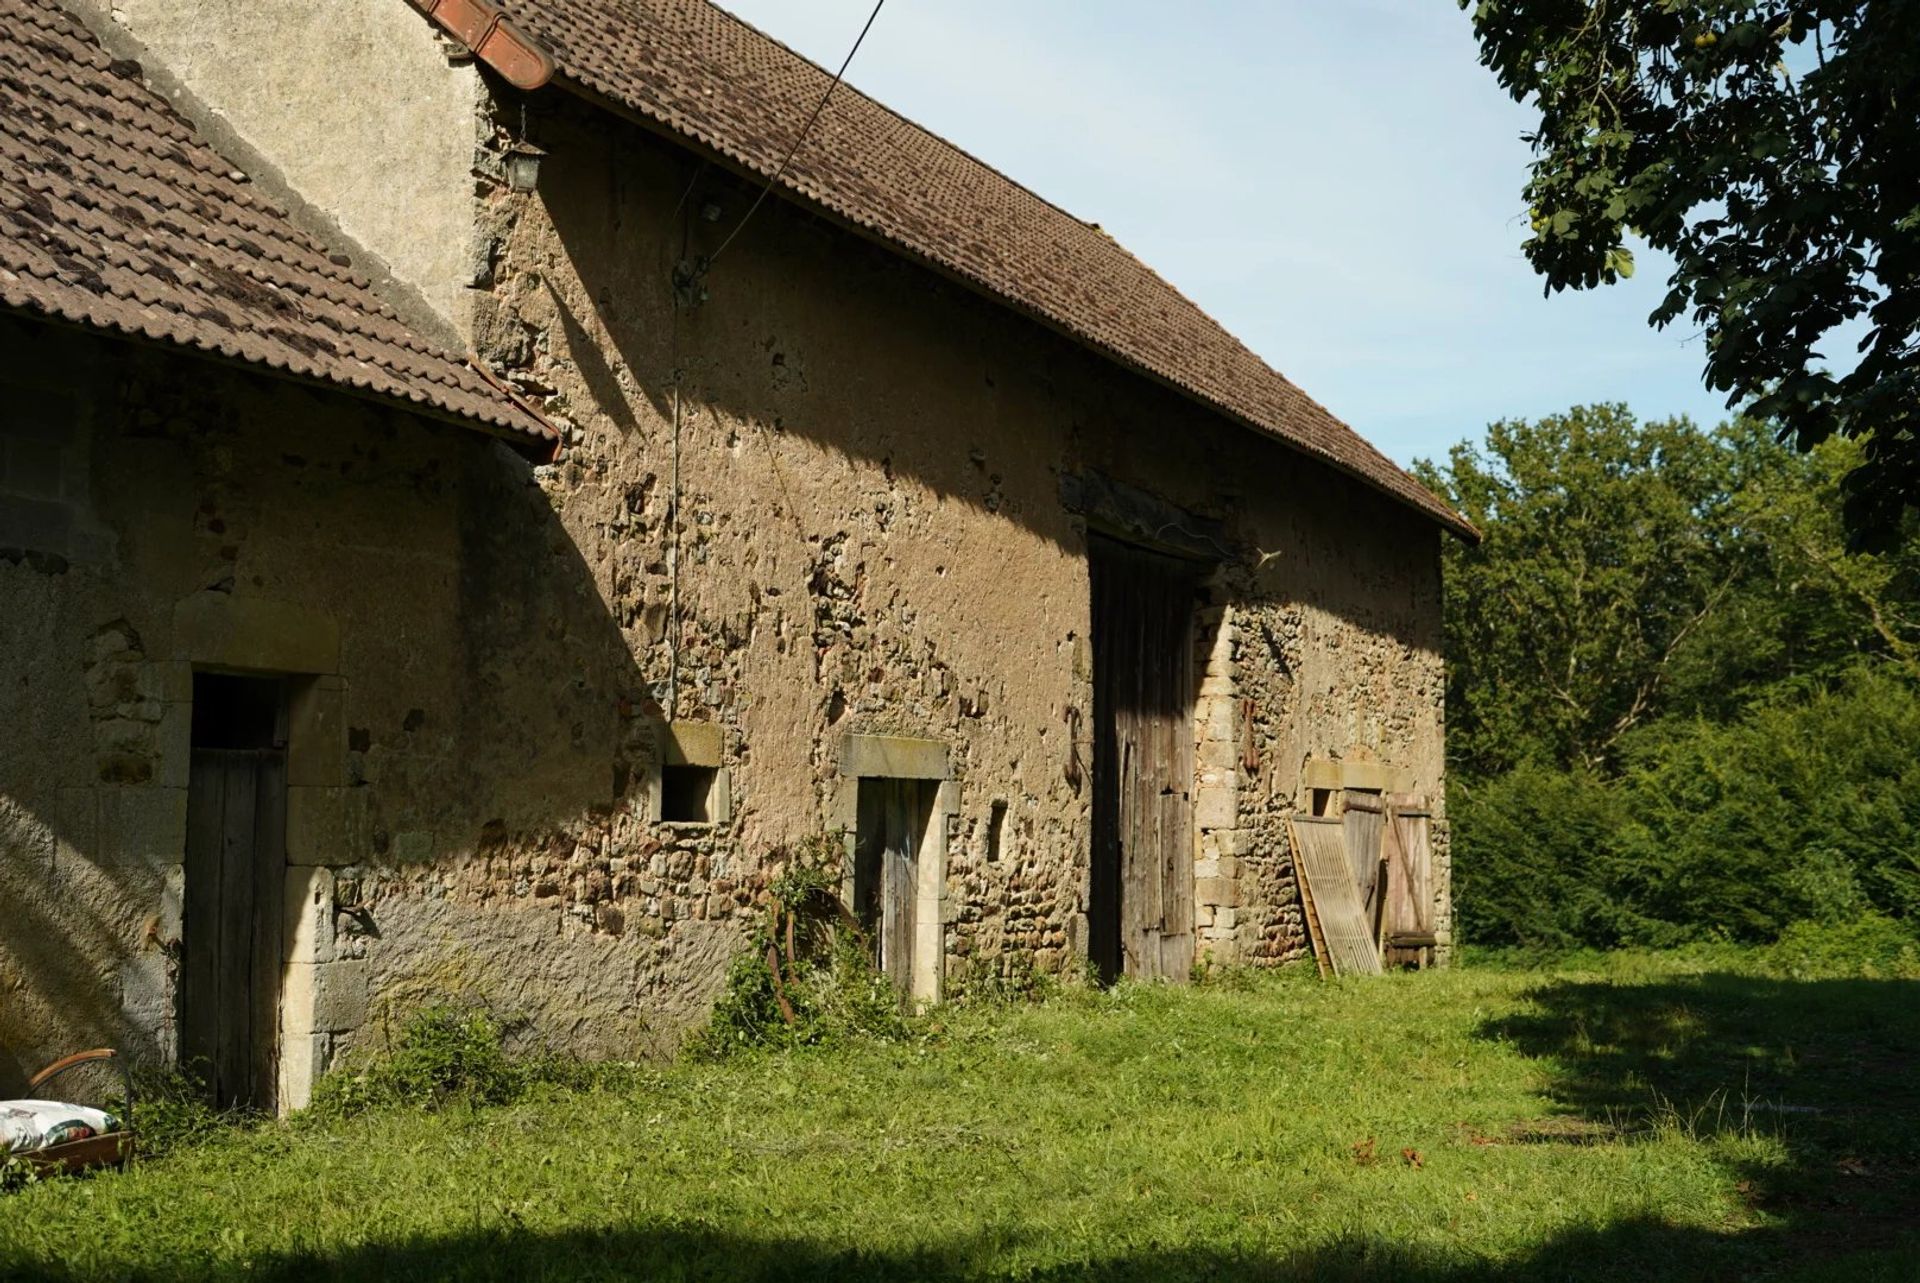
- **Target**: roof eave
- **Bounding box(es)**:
[546,72,1477,543]
[1,301,560,463]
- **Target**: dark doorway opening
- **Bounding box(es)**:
[1087,534,1204,983]
[182,672,289,1111]
[853,777,935,1000]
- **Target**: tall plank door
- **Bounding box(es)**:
[1089,534,1202,983]
[854,778,934,1001]
[182,674,287,1111]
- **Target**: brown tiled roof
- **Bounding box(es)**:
[486,0,1472,536]
[0,0,555,451]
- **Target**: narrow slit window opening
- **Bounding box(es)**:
[985,799,1008,863]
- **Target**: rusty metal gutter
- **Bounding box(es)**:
[406,0,554,89]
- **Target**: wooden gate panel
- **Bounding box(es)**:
[882,783,919,998]
[1342,790,1387,917]
[1289,815,1382,976]
[181,758,226,1090]
[212,753,258,1107]
[248,755,286,1105]
[855,778,929,1000]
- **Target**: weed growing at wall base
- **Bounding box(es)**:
[305,1003,643,1123]
[690,836,914,1056]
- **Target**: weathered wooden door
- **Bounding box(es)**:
[1089,535,1200,983]
[182,676,287,1112]
[1343,789,1388,933]
[854,778,932,999]
[1382,795,1435,966]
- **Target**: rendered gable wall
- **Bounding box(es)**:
[85,0,484,342]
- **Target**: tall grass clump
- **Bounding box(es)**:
[305,1003,639,1122]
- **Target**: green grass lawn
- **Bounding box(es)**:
[3,951,1916,1281]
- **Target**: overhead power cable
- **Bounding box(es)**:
[706,0,888,266]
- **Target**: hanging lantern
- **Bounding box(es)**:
[504,140,546,193]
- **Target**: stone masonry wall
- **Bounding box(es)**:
[459,92,1449,985]
[0,55,1451,1096]
[0,319,768,1096]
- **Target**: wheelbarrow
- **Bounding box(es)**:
[4,1049,135,1177]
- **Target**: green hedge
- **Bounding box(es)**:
[1455,667,1920,950]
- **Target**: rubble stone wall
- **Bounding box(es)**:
[0,319,744,1099]
[460,95,1449,986]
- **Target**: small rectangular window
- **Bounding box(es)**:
[985,800,1008,863]
[660,764,718,823]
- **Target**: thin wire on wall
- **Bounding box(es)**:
[662,0,889,720]
[706,0,888,266]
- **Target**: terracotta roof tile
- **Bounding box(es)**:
[487,0,1469,535]
[0,0,555,450]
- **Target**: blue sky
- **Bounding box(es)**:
[716,0,1735,467]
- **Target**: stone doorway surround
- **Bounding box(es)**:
[170,591,353,1114]
[831,734,958,1006]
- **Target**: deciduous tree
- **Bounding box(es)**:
[1461,1,1920,543]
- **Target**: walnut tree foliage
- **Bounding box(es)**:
[1461,1,1920,545]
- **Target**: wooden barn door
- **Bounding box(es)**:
[854,778,933,1000]
[182,675,287,1111]
[1089,535,1200,983]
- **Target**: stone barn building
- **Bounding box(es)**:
[1,0,1472,1110]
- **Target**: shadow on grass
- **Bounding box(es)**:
[3,1217,1915,1283]
[1478,970,1920,1276]
[4,971,1916,1282]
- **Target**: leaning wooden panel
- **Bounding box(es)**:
[1289,818,1333,978]
[1342,790,1387,911]
[1288,815,1382,976]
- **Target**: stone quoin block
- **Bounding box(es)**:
[277,1033,332,1114]
[1194,877,1239,909]
[285,786,348,867]
[173,593,341,675]
[285,866,337,966]
[153,700,192,789]
[282,959,370,1036]
[1214,828,1254,857]
[118,950,172,1028]
[287,678,347,788]
[1194,786,1239,831]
